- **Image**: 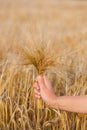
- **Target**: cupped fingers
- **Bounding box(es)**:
[34,87,40,95]
[34,82,40,90]
[34,80,41,99]
[35,93,41,99]
[36,76,45,90]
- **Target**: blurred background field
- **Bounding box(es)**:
[0,0,87,130]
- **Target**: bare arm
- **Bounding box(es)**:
[55,95,87,113]
[34,76,87,114]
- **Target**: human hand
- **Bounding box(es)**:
[34,75,57,107]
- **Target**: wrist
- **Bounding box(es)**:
[54,97,59,109]
[51,96,59,109]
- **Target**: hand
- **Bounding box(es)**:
[34,75,57,107]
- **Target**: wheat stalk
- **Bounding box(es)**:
[16,43,58,128]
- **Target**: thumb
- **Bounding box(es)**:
[43,76,52,89]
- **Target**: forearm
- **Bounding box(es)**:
[54,95,87,113]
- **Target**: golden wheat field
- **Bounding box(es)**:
[0,0,87,130]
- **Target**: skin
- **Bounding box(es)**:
[34,75,87,114]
